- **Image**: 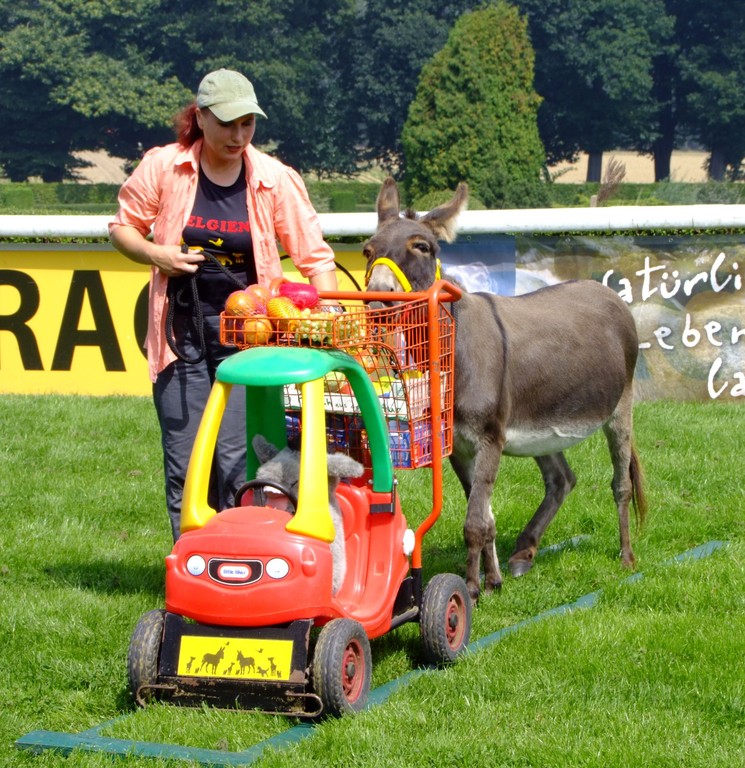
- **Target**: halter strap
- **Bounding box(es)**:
[365,257,441,293]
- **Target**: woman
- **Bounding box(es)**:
[109,68,338,542]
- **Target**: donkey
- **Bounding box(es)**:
[364,178,646,601]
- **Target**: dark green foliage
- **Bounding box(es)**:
[0,0,189,181]
[0,68,103,182]
[546,180,745,208]
[477,164,550,209]
[0,183,121,211]
[350,0,481,174]
[0,186,35,209]
[517,0,745,182]
[302,180,385,213]
[518,0,673,179]
[162,0,361,176]
[1,0,745,184]
[402,2,547,208]
[0,0,359,181]
[328,191,360,213]
[3,179,745,220]
[671,1,745,180]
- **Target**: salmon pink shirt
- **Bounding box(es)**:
[109,140,336,382]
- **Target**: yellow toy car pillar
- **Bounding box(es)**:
[179,381,229,533]
[285,377,335,543]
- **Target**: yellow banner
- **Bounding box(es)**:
[0,244,367,397]
[4,236,743,401]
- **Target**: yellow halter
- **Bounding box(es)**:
[365,257,441,293]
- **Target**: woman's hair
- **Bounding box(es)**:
[174,103,203,147]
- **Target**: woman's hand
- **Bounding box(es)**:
[152,245,205,277]
[110,225,204,276]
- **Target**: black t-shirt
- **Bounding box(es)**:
[181,163,258,315]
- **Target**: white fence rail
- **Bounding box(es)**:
[2,204,745,239]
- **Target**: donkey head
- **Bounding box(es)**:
[364,178,468,296]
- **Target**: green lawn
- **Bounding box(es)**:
[1,396,742,767]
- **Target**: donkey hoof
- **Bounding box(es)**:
[508,558,534,577]
[483,578,503,594]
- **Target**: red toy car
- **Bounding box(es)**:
[128,283,470,716]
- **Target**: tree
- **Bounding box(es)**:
[402,1,547,208]
[629,1,745,181]
[4,0,743,183]
[672,1,745,180]
[519,0,672,181]
[152,0,360,176]
[250,0,360,176]
[0,73,88,182]
[0,0,359,180]
[646,36,680,182]
[0,0,189,181]
[351,0,481,175]
[520,0,745,182]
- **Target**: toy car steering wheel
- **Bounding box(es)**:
[233,479,298,514]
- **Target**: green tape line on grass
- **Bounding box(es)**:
[468,539,727,655]
[15,730,261,767]
[15,539,727,767]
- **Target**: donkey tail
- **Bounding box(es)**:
[629,445,647,528]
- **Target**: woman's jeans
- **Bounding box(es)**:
[153,313,246,542]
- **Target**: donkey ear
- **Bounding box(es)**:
[252,434,279,464]
[421,182,468,243]
[376,177,401,227]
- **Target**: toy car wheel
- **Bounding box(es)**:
[127,609,165,706]
[420,573,472,664]
[312,619,372,716]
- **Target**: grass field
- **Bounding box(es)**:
[1,396,743,767]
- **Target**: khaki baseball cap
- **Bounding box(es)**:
[196,69,267,121]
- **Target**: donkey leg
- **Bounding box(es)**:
[602,390,639,569]
[451,446,503,601]
[508,453,576,577]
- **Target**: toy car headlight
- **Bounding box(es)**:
[266,558,290,579]
[186,555,206,576]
